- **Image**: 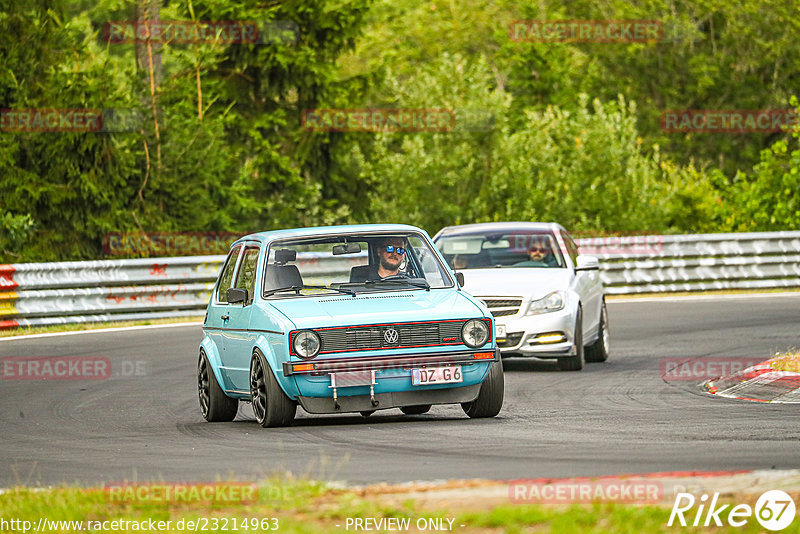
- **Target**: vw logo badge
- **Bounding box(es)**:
[383,328,399,345]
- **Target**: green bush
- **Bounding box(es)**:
[338,54,718,235]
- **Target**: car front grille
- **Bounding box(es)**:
[316,320,465,354]
[479,297,523,318]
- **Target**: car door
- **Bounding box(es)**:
[562,230,602,338]
[221,243,262,392]
[206,244,243,390]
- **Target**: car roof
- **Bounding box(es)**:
[434,221,564,238]
[231,223,425,246]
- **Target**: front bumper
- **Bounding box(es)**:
[496,308,576,359]
[284,348,499,411]
[282,348,499,375]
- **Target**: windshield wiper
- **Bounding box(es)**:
[364,277,430,291]
[264,284,356,297]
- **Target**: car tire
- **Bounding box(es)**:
[250,349,296,428]
[400,405,431,415]
[585,299,609,363]
[461,359,504,418]
[557,307,584,371]
[198,351,238,422]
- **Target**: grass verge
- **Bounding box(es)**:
[768,351,800,373]
[0,479,784,533]
[607,287,800,299]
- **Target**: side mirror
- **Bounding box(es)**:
[455,272,465,287]
[575,255,600,271]
[226,287,248,304]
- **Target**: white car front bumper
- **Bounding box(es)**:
[494,306,577,359]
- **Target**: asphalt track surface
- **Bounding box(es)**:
[1,295,799,487]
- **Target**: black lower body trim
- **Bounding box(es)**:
[297,384,481,414]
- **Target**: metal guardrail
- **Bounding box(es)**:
[1,231,799,328]
[0,257,223,328]
[575,231,800,294]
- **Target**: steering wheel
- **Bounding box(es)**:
[381,273,410,280]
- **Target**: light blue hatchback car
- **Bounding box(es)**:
[198,224,504,427]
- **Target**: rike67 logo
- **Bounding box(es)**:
[669,490,796,531]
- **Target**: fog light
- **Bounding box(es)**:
[532,332,566,344]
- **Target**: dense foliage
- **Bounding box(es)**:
[1,0,797,261]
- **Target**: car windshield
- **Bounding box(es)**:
[436,230,565,269]
[262,232,452,298]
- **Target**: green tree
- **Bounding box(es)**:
[718,100,800,231]
[0,0,143,261]
[338,54,717,236]
[167,0,371,230]
[500,0,800,177]
[1,0,371,260]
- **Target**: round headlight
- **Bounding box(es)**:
[462,319,489,348]
[293,330,321,359]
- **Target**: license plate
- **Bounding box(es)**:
[411,365,463,386]
[496,325,507,340]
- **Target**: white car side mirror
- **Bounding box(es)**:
[575,255,600,271]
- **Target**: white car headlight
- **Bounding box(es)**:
[526,291,565,315]
[462,319,490,348]
[293,330,321,359]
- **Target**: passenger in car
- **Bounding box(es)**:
[452,254,470,270]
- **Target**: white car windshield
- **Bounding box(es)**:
[263,232,452,297]
[437,230,565,269]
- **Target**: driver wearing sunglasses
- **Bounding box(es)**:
[376,237,406,278]
[513,236,559,267]
[526,241,552,262]
[348,237,409,283]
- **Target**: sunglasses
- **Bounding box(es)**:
[384,245,406,255]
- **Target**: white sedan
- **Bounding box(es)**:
[433,222,609,371]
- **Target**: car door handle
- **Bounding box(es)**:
[221,314,230,320]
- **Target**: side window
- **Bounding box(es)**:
[408,236,449,286]
[234,247,260,305]
[561,230,579,264]
[216,245,242,302]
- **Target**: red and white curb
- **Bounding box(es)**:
[706,362,800,403]
[356,469,800,507]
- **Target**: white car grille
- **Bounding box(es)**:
[478,297,523,317]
